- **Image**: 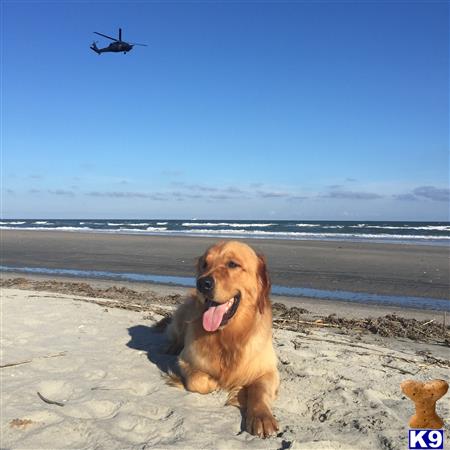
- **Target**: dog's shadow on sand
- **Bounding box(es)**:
[126,324,178,376]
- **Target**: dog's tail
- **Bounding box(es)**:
[152,316,172,332]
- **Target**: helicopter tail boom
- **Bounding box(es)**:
[90,42,101,54]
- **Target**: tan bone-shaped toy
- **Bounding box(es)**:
[401,379,448,429]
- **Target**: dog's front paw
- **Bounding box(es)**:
[246,410,278,438]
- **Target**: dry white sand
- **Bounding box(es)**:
[2,288,449,450]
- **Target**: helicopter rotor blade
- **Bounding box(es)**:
[93,31,118,42]
[119,28,122,41]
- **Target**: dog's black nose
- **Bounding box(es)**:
[197,276,215,294]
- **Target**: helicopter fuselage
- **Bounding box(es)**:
[97,41,133,53]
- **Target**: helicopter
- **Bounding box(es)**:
[90,28,147,54]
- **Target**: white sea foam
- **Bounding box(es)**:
[0,226,93,231]
[288,232,450,240]
[0,221,26,225]
[1,224,448,243]
[157,222,168,225]
[115,228,152,232]
[182,222,274,227]
[107,222,125,226]
[418,226,450,231]
[33,221,52,225]
[100,226,169,233]
[127,223,151,227]
[150,229,450,240]
[360,225,450,231]
[295,224,321,227]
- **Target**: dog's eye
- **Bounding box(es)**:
[227,261,239,269]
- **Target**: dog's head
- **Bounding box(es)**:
[196,240,271,332]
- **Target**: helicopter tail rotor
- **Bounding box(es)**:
[119,28,122,42]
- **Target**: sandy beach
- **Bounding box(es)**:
[2,231,449,449]
[2,284,449,450]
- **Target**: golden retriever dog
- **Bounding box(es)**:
[166,240,279,438]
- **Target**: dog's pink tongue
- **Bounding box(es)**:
[202,302,229,332]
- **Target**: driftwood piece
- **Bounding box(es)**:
[1,351,67,369]
[37,391,65,407]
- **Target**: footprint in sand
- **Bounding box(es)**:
[124,402,173,420]
[84,369,107,381]
[113,414,161,444]
[62,399,121,419]
[3,410,65,448]
[37,380,76,403]
[106,406,184,446]
[8,418,117,450]
[118,380,157,396]
[90,380,157,396]
[21,410,65,427]
[34,356,86,374]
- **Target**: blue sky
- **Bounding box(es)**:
[2,0,449,220]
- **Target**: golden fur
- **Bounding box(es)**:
[166,240,279,438]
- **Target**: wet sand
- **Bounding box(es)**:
[1,230,449,299]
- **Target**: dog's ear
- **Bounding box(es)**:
[196,255,205,275]
[257,253,271,314]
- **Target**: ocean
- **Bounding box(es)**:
[1,219,449,245]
